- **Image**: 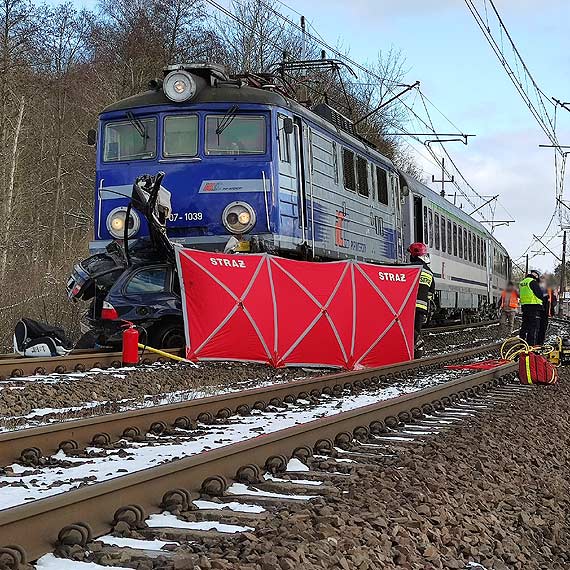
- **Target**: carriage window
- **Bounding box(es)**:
[483,240,487,266]
[452,223,458,256]
[434,214,440,250]
[205,115,266,155]
[278,116,291,163]
[428,209,433,247]
[125,267,167,294]
[447,220,452,252]
[424,206,429,245]
[473,235,481,265]
[463,228,467,259]
[104,118,157,162]
[458,226,463,259]
[342,148,356,191]
[441,217,446,252]
[163,115,198,157]
[356,156,369,197]
[467,232,472,262]
[376,166,389,205]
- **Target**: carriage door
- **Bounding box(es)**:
[294,117,309,246]
[277,114,299,242]
[390,173,404,260]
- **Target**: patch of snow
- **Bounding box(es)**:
[35,554,131,569]
[192,499,265,513]
[227,482,316,501]
[146,512,253,533]
[313,454,355,463]
[286,457,309,472]
[97,535,177,550]
[263,473,323,486]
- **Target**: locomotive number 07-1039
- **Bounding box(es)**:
[168,212,203,222]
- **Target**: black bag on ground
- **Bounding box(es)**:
[13,318,73,357]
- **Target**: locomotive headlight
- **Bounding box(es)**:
[163,69,196,103]
[106,207,140,239]
[222,202,256,234]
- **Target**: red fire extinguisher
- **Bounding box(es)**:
[122,322,139,366]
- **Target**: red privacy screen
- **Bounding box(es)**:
[176,249,421,370]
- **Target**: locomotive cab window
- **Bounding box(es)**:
[205,115,266,155]
[104,118,157,162]
[163,115,198,157]
[356,156,369,197]
[343,148,356,191]
[376,166,389,205]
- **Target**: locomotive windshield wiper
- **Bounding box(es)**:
[126,111,148,144]
[215,105,239,136]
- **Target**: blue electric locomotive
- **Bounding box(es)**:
[92,62,402,263]
[88,62,511,327]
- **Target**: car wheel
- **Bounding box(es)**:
[151,322,186,349]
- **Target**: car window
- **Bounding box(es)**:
[125,268,168,294]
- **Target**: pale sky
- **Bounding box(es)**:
[63,0,570,271]
[288,0,570,272]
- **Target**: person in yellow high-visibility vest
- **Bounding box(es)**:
[519,270,543,346]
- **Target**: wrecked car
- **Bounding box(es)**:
[67,172,185,349]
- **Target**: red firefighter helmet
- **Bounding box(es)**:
[408,242,429,257]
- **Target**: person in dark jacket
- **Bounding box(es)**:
[408,242,435,358]
[537,285,557,345]
[519,270,543,345]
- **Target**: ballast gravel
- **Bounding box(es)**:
[203,377,569,569]
[424,322,502,355]
[0,363,320,429]
[147,372,569,570]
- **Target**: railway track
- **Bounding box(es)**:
[0,321,498,381]
[0,347,184,380]
[0,341,515,566]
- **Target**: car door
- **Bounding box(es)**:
[118,265,178,322]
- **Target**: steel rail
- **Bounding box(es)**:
[425,320,498,333]
[0,359,517,563]
[0,320,500,378]
[0,342,500,466]
[0,348,184,380]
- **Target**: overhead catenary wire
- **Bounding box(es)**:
[208,0,510,227]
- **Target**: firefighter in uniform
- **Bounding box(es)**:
[519,270,543,346]
[408,242,435,358]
